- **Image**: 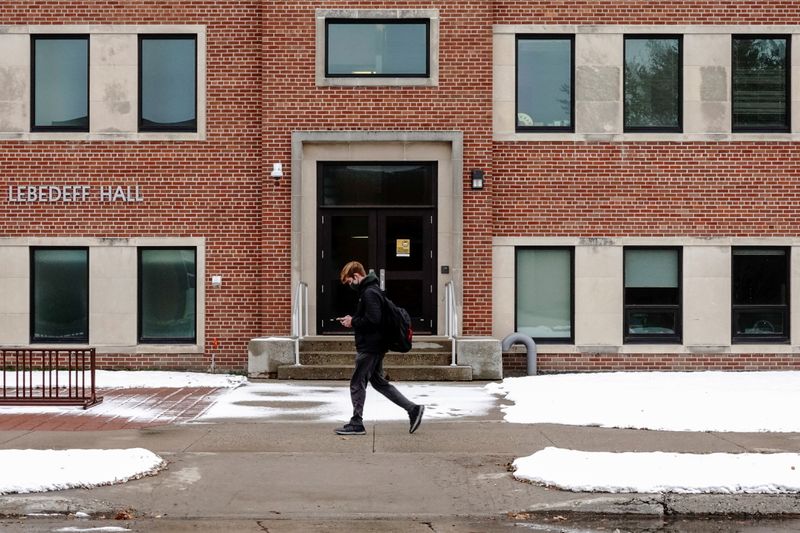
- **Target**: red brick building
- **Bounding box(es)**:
[2,1,799,376]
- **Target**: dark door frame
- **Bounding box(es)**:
[316,161,438,335]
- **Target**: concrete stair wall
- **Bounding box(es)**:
[276,337,473,381]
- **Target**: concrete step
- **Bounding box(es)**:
[300,352,453,366]
[299,336,452,353]
[277,364,472,381]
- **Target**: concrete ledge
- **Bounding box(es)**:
[457,337,502,380]
[277,364,472,381]
[248,337,295,378]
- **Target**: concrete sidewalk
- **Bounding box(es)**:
[0,384,799,521]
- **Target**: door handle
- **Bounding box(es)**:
[380,268,385,291]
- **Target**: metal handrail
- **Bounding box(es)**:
[291,281,308,366]
[444,281,458,367]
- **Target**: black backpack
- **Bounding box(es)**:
[381,293,413,353]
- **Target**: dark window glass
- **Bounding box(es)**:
[732,36,790,132]
[139,36,197,132]
[32,36,89,131]
[732,248,789,342]
[516,248,573,342]
[624,248,681,343]
[139,248,197,343]
[624,36,682,131]
[320,163,435,207]
[31,248,88,343]
[516,36,573,131]
[326,20,429,77]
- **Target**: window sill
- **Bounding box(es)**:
[493,132,800,143]
[517,344,800,355]
[317,76,437,87]
[0,132,206,142]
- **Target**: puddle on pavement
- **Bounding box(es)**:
[233,401,326,409]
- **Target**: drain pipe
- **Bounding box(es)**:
[501,333,537,376]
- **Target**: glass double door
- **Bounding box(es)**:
[318,208,436,335]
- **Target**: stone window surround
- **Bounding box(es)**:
[315,9,439,87]
[0,25,206,142]
[0,237,206,354]
[493,236,800,355]
[494,24,800,142]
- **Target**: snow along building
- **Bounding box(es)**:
[1,1,800,376]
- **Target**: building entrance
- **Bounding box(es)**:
[317,162,437,335]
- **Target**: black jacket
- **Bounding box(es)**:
[351,272,388,354]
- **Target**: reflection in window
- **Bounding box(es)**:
[516,248,573,342]
[732,36,790,132]
[320,163,435,207]
[624,248,681,343]
[139,36,197,132]
[32,36,89,131]
[624,36,682,131]
[516,36,573,131]
[326,20,429,77]
[139,249,197,343]
[31,248,89,343]
[732,248,789,342]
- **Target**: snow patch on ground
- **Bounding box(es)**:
[513,447,800,494]
[0,448,165,495]
[486,371,800,432]
[2,370,246,389]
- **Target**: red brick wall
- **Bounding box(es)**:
[263,1,495,335]
[493,1,800,24]
[493,142,800,237]
[503,352,800,376]
[0,1,263,370]
[5,1,800,372]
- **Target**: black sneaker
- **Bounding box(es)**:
[409,405,425,434]
[335,423,366,435]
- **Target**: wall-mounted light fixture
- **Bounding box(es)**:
[471,169,484,190]
[271,162,283,180]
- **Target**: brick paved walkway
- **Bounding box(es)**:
[0,387,224,431]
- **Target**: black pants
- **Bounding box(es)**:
[349,351,415,426]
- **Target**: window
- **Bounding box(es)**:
[139,35,197,132]
[516,248,573,342]
[624,248,681,343]
[325,19,429,77]
[138,248,197,343]
[516,36,574,132]
[31,35,89,132]
[732,36,790,132]
[31,248,89,343]
[624,35,682,132]
[732,248,789,343]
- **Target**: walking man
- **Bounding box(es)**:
[335,260,425,436]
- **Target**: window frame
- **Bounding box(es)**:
[324,18,431,79]
[514,246,575,344]
[137,247,198,344]
[138,34,198,133]
[30,34,90,133]
[731,246,791,344]
[515,34,575,133]
[731,34,792,134]
[29,246,90,344]
[622,246,683,344]
[623,34,683,133]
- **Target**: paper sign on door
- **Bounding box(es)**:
[396,239,411,257]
